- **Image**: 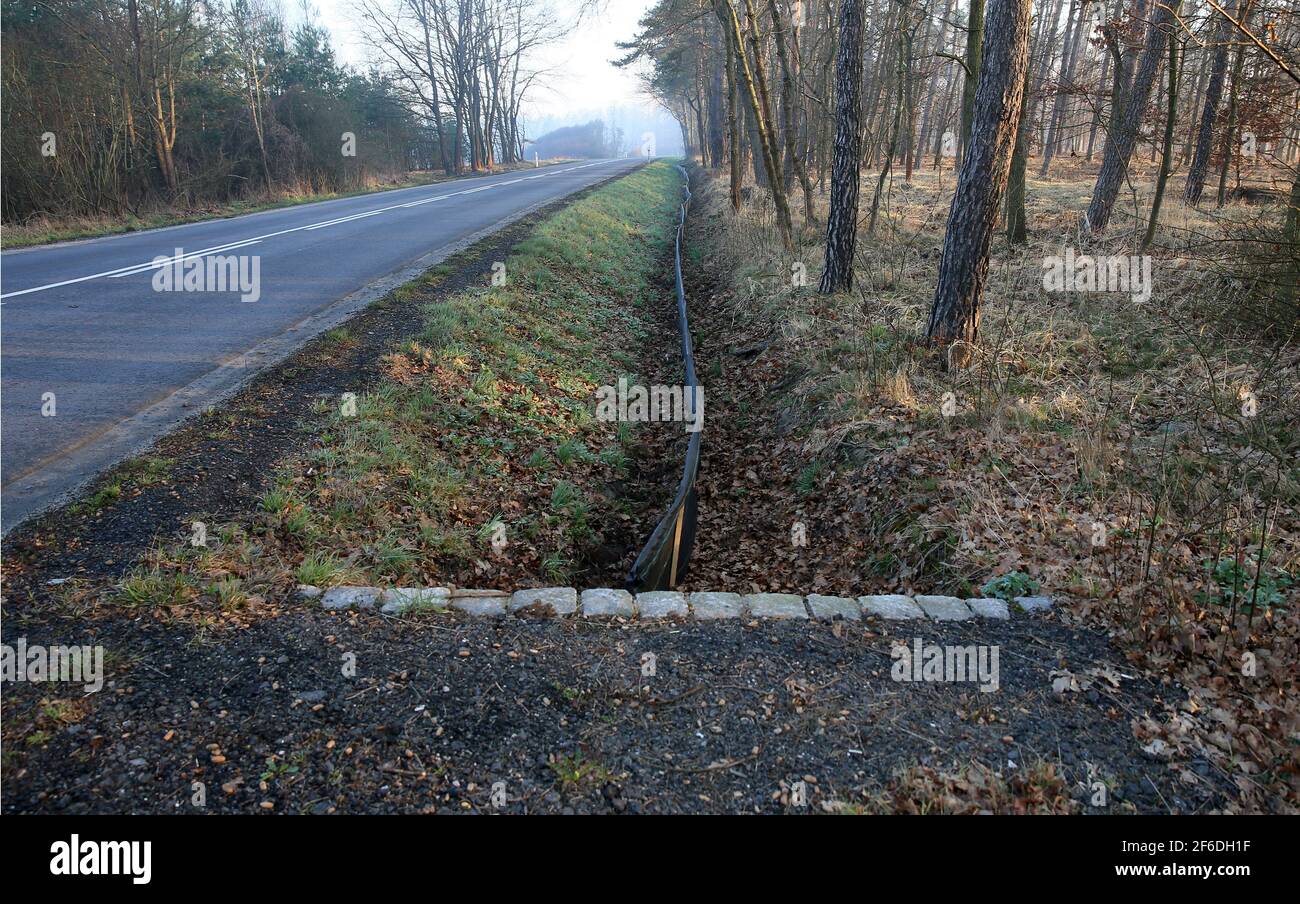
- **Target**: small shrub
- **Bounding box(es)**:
[981,571,1041,602]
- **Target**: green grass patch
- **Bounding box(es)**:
[74,456,174,514]
[130,160,681,604]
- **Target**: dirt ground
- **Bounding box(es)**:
[2,604,1234,814]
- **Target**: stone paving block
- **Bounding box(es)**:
[915,595,974,621]
[860,594,924,620]
[744,593,808,618]
[320,587,380,611]
[1014,595,1054,613]
[581,588,635,617]
[450,595,507,617]
[689,592,743,619]
[509,586,578,616]
[806,594,860,621]
[637,591,688,618]
[967,597,1010,620]
[380,587,450,615]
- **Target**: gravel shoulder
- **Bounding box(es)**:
[3,607,1231,814]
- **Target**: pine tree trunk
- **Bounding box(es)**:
[1085,1,1178,232]
[1285,172,1300,311]
[1142,25,1179,250]
[1006,58,1033,244]
[1180,36,1212,167]
[1085,47,1109,160]
[708,33,727,170]
[869,14,912,234]
[818,0,867,293]
[959,0,987,162]
[1215,21,1250,208]
[926,0,1033,349]
[901,10,920,182]
[724,25,743,212]
[1039,0,1087,177]
[746,97,769,185]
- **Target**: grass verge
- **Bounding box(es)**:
[107,159,682,614]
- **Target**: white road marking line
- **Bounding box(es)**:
[304,210,386,230]
[399,196,444,208]
[0,159,626,300]
[107,240,263,278]
[2,238,269,297]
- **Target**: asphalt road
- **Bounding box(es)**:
[1,157,645,532]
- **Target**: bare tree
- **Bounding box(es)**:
[766,0,816,224]
[223,0,280,189]
[868,2,921,235]
[925,0,1032,349]
[1183,0,1241,205]
[1039,0,1090,177]
[714,0,794,248]
[357,0,556,172]
[818,0,867,292]
[125,0,202,195]
[1212,0,1251,207]
[1141,16,1179,249]
[1085,0,1179,232]
[958,0,986,161]
[1005,55,1033,244]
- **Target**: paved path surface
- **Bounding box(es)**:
[0,158,644,531]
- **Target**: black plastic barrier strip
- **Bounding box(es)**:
[625,164,702,593]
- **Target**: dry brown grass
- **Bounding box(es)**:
[692,154,1299,813]
[702,156,1298,590]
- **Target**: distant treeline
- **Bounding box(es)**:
[526,120,626,160]
[2,0,554,223]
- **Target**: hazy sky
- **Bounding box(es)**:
[309,0,657,119]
